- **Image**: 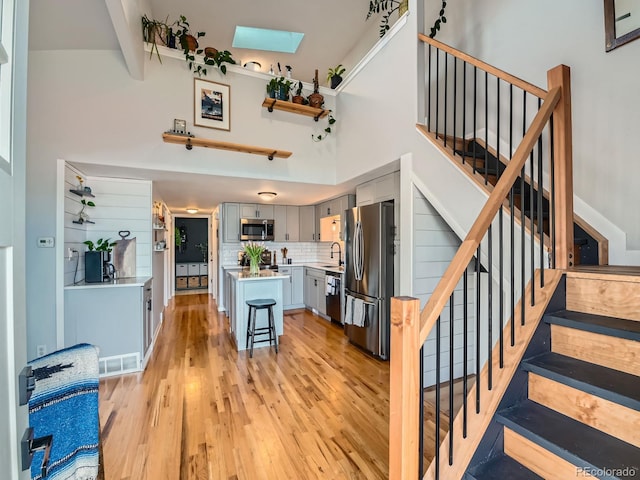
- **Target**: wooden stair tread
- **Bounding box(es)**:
[567,266,640,283]
[465,453,543,480]
[545,309,640,341]
[522,352,640,411]
[495,401,640,474]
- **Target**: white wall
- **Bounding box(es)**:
[431,0,640,253]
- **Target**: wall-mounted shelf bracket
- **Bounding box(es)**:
[162,133,292,160]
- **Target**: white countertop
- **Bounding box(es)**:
[64,276,152,289]
[228,270,290,281]
[222,263,344,274]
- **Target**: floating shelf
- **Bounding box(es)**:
[162,133,292,160]
[73,220,95,225]
[69,188,95,198]
[261,98,330,121]
[153,225,166,230]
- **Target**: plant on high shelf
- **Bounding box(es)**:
[312,113,336,142]
[266,77,293,101]
[366,0,446,38]
[291,81,307,104]
[141,14,176,63]
[83,238,117,253]
[242,241,265,276]
[77,199,95,224]
[203,48,236,75]
[327,64,346,89]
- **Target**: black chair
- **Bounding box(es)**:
[245,298,278,358]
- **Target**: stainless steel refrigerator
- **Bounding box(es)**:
[344,201,394,360]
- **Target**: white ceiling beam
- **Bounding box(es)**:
[105,0,145,80]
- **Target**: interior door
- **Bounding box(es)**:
[0,1,29,477]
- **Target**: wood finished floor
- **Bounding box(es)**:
[98,293,465,479]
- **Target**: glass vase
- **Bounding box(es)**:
[249,258,260,276]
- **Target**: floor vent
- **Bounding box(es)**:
[98,353,141,377]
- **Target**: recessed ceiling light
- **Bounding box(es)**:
[257,191,277,201]
[186,208,199,214]
[233,26,304,54]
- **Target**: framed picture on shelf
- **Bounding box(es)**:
[194,78,230,131]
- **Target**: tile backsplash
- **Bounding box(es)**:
[221,240,345,267]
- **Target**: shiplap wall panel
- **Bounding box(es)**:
[63,166,153,284]
[412,186,476,387]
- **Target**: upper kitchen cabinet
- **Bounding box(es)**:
[299,205,318,242]
[318,194,355,218]
[356,172,399,206]
[240,203,274,219]
[223,203,240,243]
[273,205,300,242]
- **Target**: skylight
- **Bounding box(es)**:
[232,26,304,54]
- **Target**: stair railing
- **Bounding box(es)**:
[389,35,574,480]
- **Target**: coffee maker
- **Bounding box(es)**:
[85,251,116,283]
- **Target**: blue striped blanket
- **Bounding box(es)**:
[28,343,100,480]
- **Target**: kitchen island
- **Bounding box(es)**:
[227,270,289,352]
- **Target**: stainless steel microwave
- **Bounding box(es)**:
[240,218,274,241]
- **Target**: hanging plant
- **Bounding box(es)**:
[429,1,447,38]
[366,0,407,38]
[312,113,336,142]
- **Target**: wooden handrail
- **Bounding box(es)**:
[418,86,561,344]
[418,34,548,99]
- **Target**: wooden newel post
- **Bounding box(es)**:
[389,296,421,480]
[547,64,574,269]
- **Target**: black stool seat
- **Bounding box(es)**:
[245,298,278,358]
[246,299,276,308]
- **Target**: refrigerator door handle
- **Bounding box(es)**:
[354,220,364,281]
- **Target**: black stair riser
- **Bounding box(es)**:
[545,310,640,342]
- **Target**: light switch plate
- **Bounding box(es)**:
[37,237,54,248]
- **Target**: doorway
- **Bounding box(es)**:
[174,217,210,295]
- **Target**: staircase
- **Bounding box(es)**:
[451,137,602,266]
[465,267,640,479]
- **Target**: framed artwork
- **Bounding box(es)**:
[194,78,230,131]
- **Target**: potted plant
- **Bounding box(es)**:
[203,49,236,75]
[307,69,324,108]
[77,198,95,224]
[292,81,307,104]
[84,238,117,253]
[327,64,346,89]
[174,15,207,76]
[141,14,175,62]
[266,77,293,101]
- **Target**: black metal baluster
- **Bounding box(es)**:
[473,67,478,174]
[521,91,526,326]
[509,85,515,346]
[488,225,493,390]
[449,293,454,465]
[537,120,544,288]
[428,45,432,131]
[453,58,457,158]
[530,123,535,307]
[444,52,448,148]
[550,115,556,268]
[499,205,504,368]
[436,49,440,139]
[435,315,441,479]
[497,78,501,176]
[462,62,467,165]
[475,246,481,413]
[484,71,489,185]
[419,345,424,478]
[463,269,468,438]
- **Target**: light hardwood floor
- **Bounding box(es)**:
[98,294,466,479]
[99,294,392,479]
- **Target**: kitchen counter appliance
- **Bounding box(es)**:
[325,271,342,324]
[344,201,394,359]
[240,218,274,241]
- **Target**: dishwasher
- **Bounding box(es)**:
[325,271,342,324]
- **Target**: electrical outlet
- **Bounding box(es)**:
[36,345,47,357]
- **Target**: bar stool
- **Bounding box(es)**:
[245,298,278,358]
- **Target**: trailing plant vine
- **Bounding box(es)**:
[429,1,447,38]
[312,113,336,142]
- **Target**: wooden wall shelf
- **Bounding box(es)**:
[261,98,330,121]
[162,133,292,160]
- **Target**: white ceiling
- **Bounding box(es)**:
[28,0,388,214]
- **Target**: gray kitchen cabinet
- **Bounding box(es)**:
[223,203,240,243]
[304,267,326,315]
[279,266,304,309]
[318,194,355,218]
[274,205,300,242]
[298,205,318,242]
[64,278,153,375]
[240,203,274,219]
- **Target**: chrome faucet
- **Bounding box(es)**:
[330,242,344,266]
